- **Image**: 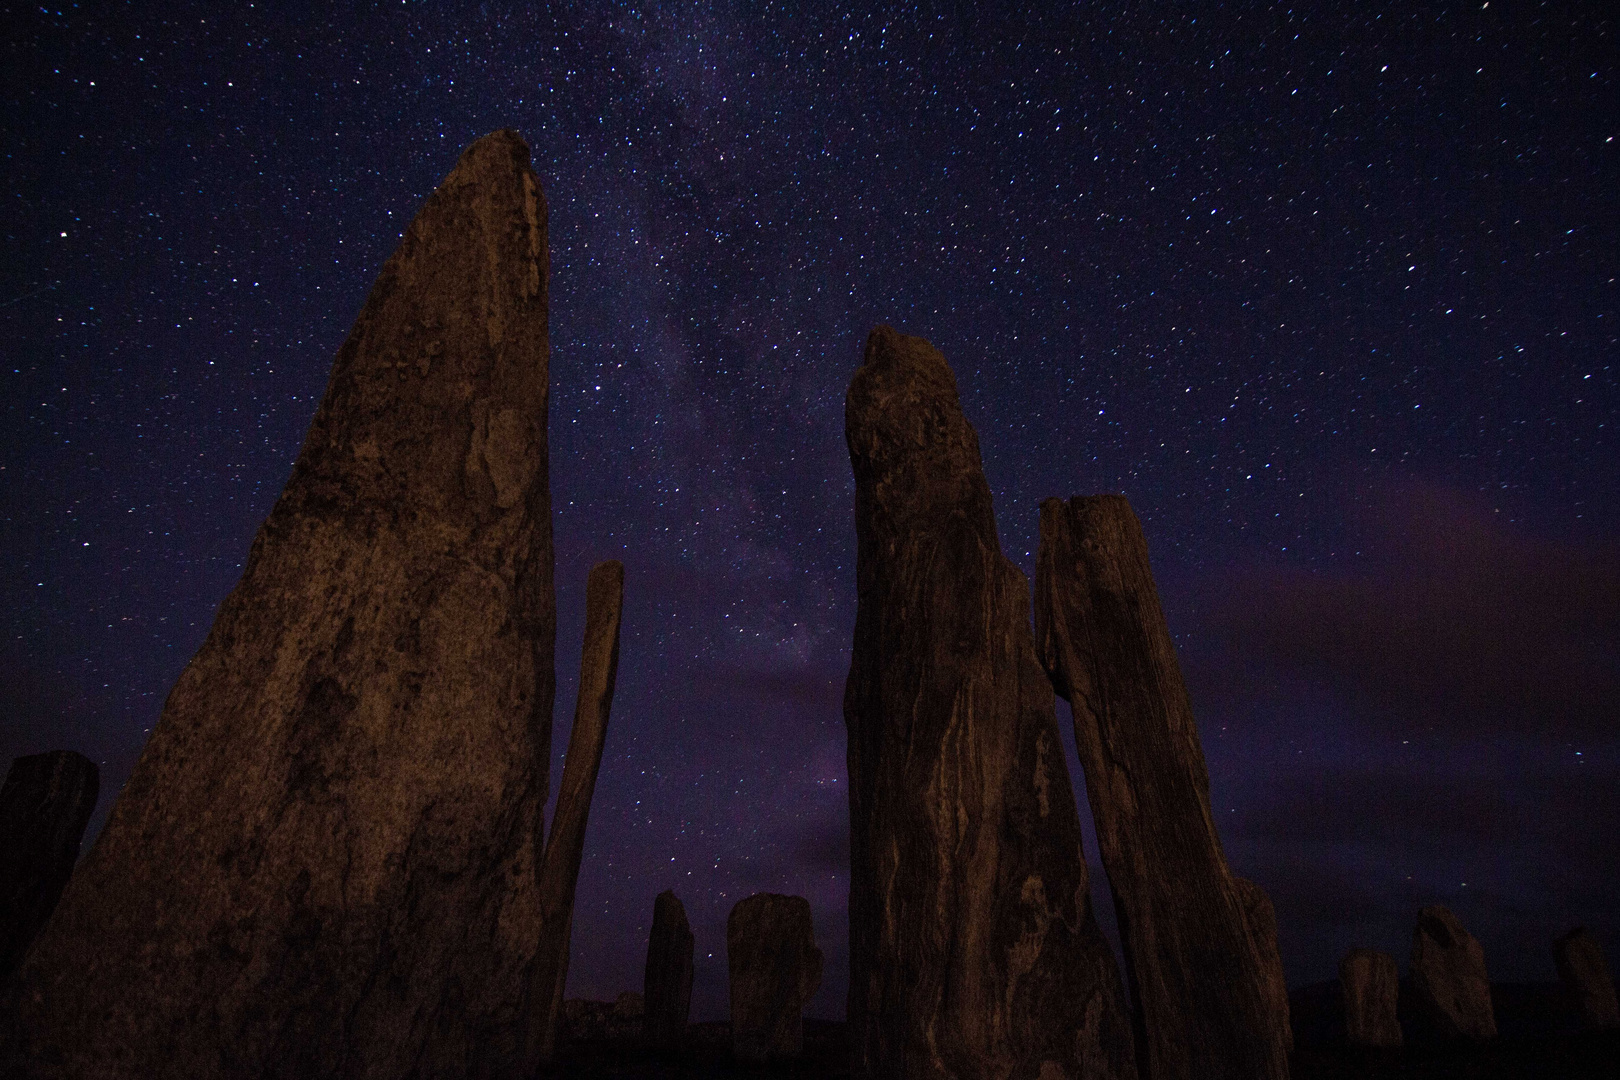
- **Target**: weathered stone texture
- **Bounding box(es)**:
[0,129,554,1079]
[644,890,696,1053]
[727,893,822,1063]
[1409,905,1496,1041]
[0,751,99,981]
[844,326,1135,1080]
[1554,927,1620,1030]
[1339,948,1403,1048]
[1032,494,1292,1080]
[529,559,626,1062]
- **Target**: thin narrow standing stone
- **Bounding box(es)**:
[1033,494,1292,1080]
[0,751,99,981]
[643,890,695,1053]
[1554,927,1619,1031]
[727,893,822,1063]
[1339,949,1403,1048]
[1409,905,1495,1041]
[529,559,626,1063]
[844,326,1135,1080]
[0,130,555,1079]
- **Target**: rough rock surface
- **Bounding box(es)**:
[644,890,696,1052]
[727,893,822,1063]
[0,130,554,1079]
[1554,927,1620,1030]
[530,560,626,1062]
[1237,877,1294,1053]
[1410,905,1496,1041]
[844,326,1135,1080]
[0,751,99,981]
[1340,948,1404,1048]
[1032,494,1292,1080]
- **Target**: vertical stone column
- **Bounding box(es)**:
[844,326,1135,1080]
[1339,948,1403,1048]
[1554,927,1620,1030]
[643,890,695,1053]
[0,129,555,1080]
[1409,905,1495,1041]
[0,751,99,980]
[1033,494,1292,1080]
[727,893,822,1063]
[529,559,626,1063]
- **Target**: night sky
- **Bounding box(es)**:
[5,2,1616,1023]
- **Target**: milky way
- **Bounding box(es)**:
[4,3,1615,1019]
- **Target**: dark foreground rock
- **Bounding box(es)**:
[0,751,99,981]
[1554,927,1620,1030]
[562,993,647,1044]
[645,890,696,1052]
[1410,906,1496,1041]
[843,326,1135,1080]
[1032,494,1291,1080]
[727,893,822,1063]
[1340,949,1403,1048]
[0,130,555,1078]
[531,560,626,1061]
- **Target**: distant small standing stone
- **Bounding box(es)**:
[1410,905,1496,1040]
[1554,927,1620,1030]
[0,751,99,980]
[644,890,695,1052]
[727,893,822,1063]
[1339,948,1403,1048]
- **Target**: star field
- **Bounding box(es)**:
[3,2,1616,1020]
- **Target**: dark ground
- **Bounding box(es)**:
[543,988,1620,1078]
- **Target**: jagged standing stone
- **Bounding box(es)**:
[727,893,822,1063]
[0,130,555,1079]
[528,559,625,1063]
[1554,927,1620,1030]
[643,890,695,1053]
[1033,494,1292,1080]
[844,326,1135,1080]
[1409,905,1495,1041]
[1339,948,1403,1048]
[0,751,99,981]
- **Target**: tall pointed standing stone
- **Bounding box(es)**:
[1555,927,1620,1030]
[528,559,625,1063]
[0,751,99,981]
[0,130,555,1079]
[1410,905,1495,1041]
[844,326,1136,1080]
[643,890,696,1054]
[1033,494,1292,1080]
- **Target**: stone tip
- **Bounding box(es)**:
[860,324,946,371]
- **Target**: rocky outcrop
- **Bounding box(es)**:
[1033,494,1292,1080]
[529,560,626,1063]
[1554,927,1620,1030]
[1410,905,1495,1041]
[0,751,99,981]
[1339,948,1403,1048]
[844,326,1135,1080]
[644,890,695,1053]
[727,893,822,1063]
[0,130,554,1078]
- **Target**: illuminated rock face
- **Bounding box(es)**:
[1340,948,1404,1048]
[1033,493,1293,1080]
[727,893,822,1064]
[1410,905,1496,1041]
[1556,927,1620,1031]
[0,130,555,1080]
[843,326,1135,1080]
[0,751,99,982]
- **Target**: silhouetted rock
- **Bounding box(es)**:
[727,893,822,1063]
[0,130,555,1079]
[844,326,1136,1080]
[1555,927,1620,1030]
[1410,905,1496,1041]
[529,560,626,1062]
[1033,494,1292,1080]
[1340,948,1403,1048]
[644,890,695,1053]
[561,993,645,1043]
[0,751,98,981]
